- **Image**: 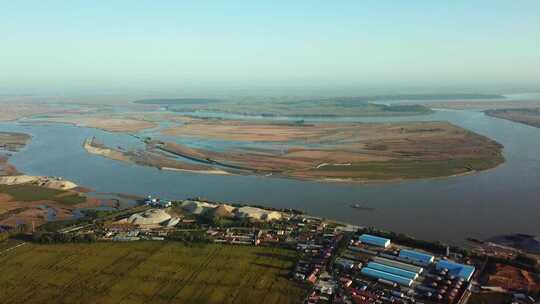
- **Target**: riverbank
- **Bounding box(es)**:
[0,131,32,175]
[0,155,19,176]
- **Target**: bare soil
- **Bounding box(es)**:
[486,263,540,293]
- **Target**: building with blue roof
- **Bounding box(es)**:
[360,267,413,287]
[373,256,424,274]
[399,249,435,265]
[367,262,418,280]
[359,234,391,248]
[436,260,475,282]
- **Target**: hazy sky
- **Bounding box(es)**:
[2,1,540,94]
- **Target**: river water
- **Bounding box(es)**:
[1,109,539,244]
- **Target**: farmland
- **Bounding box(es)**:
[0,242,306,304]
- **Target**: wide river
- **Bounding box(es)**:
[1,109,539,244]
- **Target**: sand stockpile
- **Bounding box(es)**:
[180,200,217,215]
[235,206,282,221]
[0,175,78,190]
[126,209,181,227]
[210,204,235,219]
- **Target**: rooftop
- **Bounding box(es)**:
[436,260,475,282]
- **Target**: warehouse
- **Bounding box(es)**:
[360,267,413,287]
[436,260,475,282]
[366,262,419,280]
[399,249,435,265]
[372,256,424,274]
[359,234,391,248]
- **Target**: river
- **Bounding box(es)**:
[1,109,539,244]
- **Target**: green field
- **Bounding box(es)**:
[0,184,85,205]
[0,241,306,304]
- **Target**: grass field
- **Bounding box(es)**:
[0,184,85,205]
[0,241,306,304]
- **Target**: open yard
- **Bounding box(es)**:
[0,242,306,304]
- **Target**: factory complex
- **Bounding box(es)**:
[328,234,477,303]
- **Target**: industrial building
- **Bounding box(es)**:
[366,262,419,280]
[436,260,475,282]
[360,267,414,287]
[359,234,391,248]
[399,249,435,265]
[373,256,424,274]
[359,254,425,287]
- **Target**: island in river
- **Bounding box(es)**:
[486,108,540,129]
[85,117,505,182]
[134,96,434,117]
[83,137,229,175]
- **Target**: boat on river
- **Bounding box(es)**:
[350,203,375,211]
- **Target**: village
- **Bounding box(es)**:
[18,195,536,304]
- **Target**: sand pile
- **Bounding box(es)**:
[180,200,216,215]
[210,204,235,219]
[235,206,282,221]
[0,175,78,190]
[127,209,181,227]
[128,209,171,225]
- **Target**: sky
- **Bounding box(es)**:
[1,1,540,95]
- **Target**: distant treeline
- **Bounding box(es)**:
[281,94,504,104]
[134,94,503,108]
[32,231,97,244]
[0,224,29,242]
